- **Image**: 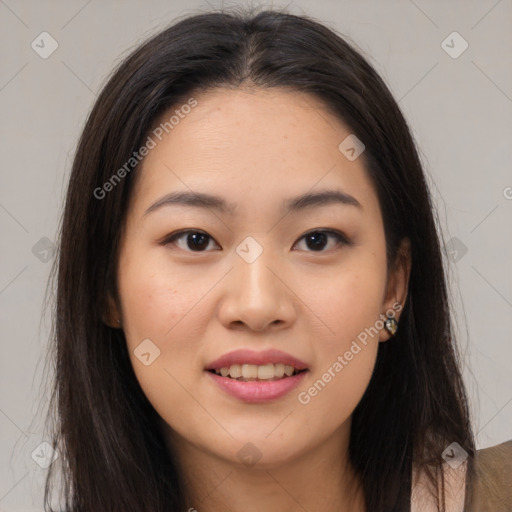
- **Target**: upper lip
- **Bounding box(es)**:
[205,349,309,371]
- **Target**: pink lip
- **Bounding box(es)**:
[205,370,308,403]
[205,349,309,371]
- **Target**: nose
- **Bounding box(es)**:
[217,242,297,332]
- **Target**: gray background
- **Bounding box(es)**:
[1,0,511,510]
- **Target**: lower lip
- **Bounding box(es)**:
[205,370,308,403]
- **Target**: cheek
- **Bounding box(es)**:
[117,252,207,420]
[299,285,383,413]
[311,254,387,350]
[118,248,204,345]
[116,249,217,411]
[294,253,385,422]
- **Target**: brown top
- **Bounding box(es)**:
[465,439,512,512]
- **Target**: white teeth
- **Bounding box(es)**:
[241,364,258,379]
[257,364,275,380]
[229,364,242,378]
[213,363,302,380]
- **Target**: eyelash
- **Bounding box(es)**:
[161,229,351,253]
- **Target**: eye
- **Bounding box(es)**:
[293,230,350,252]
[162,230,220,252]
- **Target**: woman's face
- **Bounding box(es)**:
[112,87,409,468]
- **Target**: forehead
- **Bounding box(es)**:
[130,87,377,217]
[154,86,347,157]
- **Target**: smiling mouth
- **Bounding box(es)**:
[207,363,307,382]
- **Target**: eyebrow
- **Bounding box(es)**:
[144,189,362,216]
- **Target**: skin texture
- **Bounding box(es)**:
[108,87,411,512]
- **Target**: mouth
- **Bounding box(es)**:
[204,349,309,403]
[207,363,307,382]
[205,367,309,403]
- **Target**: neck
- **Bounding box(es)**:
[165,425,366,512]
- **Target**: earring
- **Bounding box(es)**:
[117,318,121,325]
[384,315,398,336]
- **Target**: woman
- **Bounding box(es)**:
[42,6,511,512]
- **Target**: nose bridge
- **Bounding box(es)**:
[234,235,280,298]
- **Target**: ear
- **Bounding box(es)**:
[102,291,122,329]
[379,237,412,342]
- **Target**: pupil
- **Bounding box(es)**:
[187,232,208,251]
[306,232,327,250]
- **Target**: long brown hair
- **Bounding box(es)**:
[43,6,475,511]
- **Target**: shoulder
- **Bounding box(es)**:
[465,438,512,512]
